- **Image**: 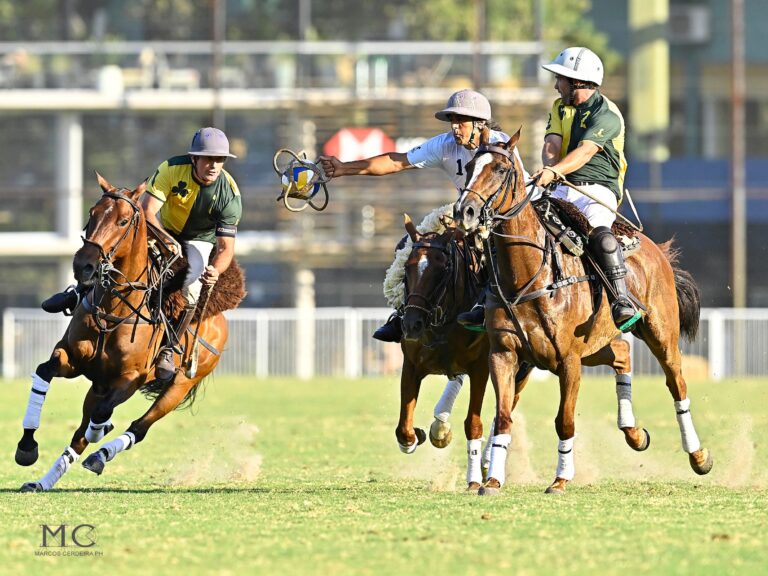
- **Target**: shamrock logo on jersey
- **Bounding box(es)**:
[172,181,189,198]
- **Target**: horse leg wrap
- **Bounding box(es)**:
[466,438,483,486]
[38,446,78,491]
[674,398,701,453]
[101,432,136,462]
[85,418,113,443]
[615,373,636,429]
[433,375,464,422]
[556,437,576,481]
[481,417,496,471]
[22,373,50,430]
[486,433,511,486]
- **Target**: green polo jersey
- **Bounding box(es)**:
[545,91,627,200]
[147,155,242,244]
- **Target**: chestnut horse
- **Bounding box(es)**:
[16,174,233,491]
[453,129,712,495]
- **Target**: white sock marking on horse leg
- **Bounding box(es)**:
[674,398,701,453]
[22,373,50,430]
[616,373,636,429]
[433,375,464,422]
[466,438,483,486]
[556,437,576,481]
[481,417,496,470]
[85,418,113,443]
[101,432,136,462]
[486,433,511,486]
[38,447,78,491]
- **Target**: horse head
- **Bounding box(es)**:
[73,173,147,286]
[401,214,462,342]
[453,127,524,232]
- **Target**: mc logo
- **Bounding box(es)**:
[40,524,96,548]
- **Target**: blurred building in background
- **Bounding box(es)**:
[0,0,764,312]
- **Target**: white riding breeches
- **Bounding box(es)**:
[183,240,214,305]
[550,183,618,229]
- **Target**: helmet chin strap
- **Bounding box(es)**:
[467,120,485,149]
[562,79,575,106]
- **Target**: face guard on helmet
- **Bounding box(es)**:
[273,149,330,212]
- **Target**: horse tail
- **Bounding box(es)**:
[658,239,701,342]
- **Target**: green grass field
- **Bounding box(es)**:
[1,371,766,575]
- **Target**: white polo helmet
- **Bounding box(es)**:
[542,47,604,86]
[435,89,492,122]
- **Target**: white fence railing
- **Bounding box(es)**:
[2,307,766,381]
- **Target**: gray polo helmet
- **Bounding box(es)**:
[188,127,237,158]
[435,89,492,122]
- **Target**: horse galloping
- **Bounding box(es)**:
[15,174,238,491]
[453,128,711,495]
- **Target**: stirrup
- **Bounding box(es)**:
[617,310,642,333]
[457,305,486,333]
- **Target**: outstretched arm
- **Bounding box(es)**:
[318,152,413,179]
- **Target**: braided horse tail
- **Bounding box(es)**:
[659,240,701,342]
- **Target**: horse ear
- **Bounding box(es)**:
[95,171,114,193]
[507,126,523,149]
[404,213,420,242]
[130,179,148,201]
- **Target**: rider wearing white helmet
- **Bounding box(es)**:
[318,88,528,342]
[532,47,637,331]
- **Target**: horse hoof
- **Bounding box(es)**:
[545,478,568,494]
[624,427,651,452]
[429,419,453,449]
[15,444,39,467]
[414,428,427,446]
[478,485,502,497]
[82,452,106,475]
[689,448,713,475]
[466,482,482,494]
[19,482,43,493]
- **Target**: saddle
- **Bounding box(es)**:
[533,197,640,258]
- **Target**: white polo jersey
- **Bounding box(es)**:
[407,130,529,194]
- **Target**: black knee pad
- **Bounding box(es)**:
[591,226,619,254]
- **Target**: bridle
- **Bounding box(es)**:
[80,190,157,332]
[459,145,536,231]
[403,237,457,329]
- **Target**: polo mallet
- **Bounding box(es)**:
[273,148,330,212]
[184,284,214,379]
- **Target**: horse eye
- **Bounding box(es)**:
[119,218,130,226]
[494,165,507,174]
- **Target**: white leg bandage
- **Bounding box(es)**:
[22,373,50,430]
[556,437,576,481]
[616,373,636,429]
[101,432,136,462]
[486,433,511,486]
[466,438,483,486]
[85,419,113,443]
[38,447,78,491]
[433,375,464,422]
[674,398,701,453]
[481,417,496,471]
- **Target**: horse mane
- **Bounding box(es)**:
[161,250,247,323]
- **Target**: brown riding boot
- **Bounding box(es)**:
[155,304,197,382]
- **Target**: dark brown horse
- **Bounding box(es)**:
[15,174,239,491]
[397,215,504,491]
[453,128,711,494]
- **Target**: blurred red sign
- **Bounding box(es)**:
[323,128,396,161]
